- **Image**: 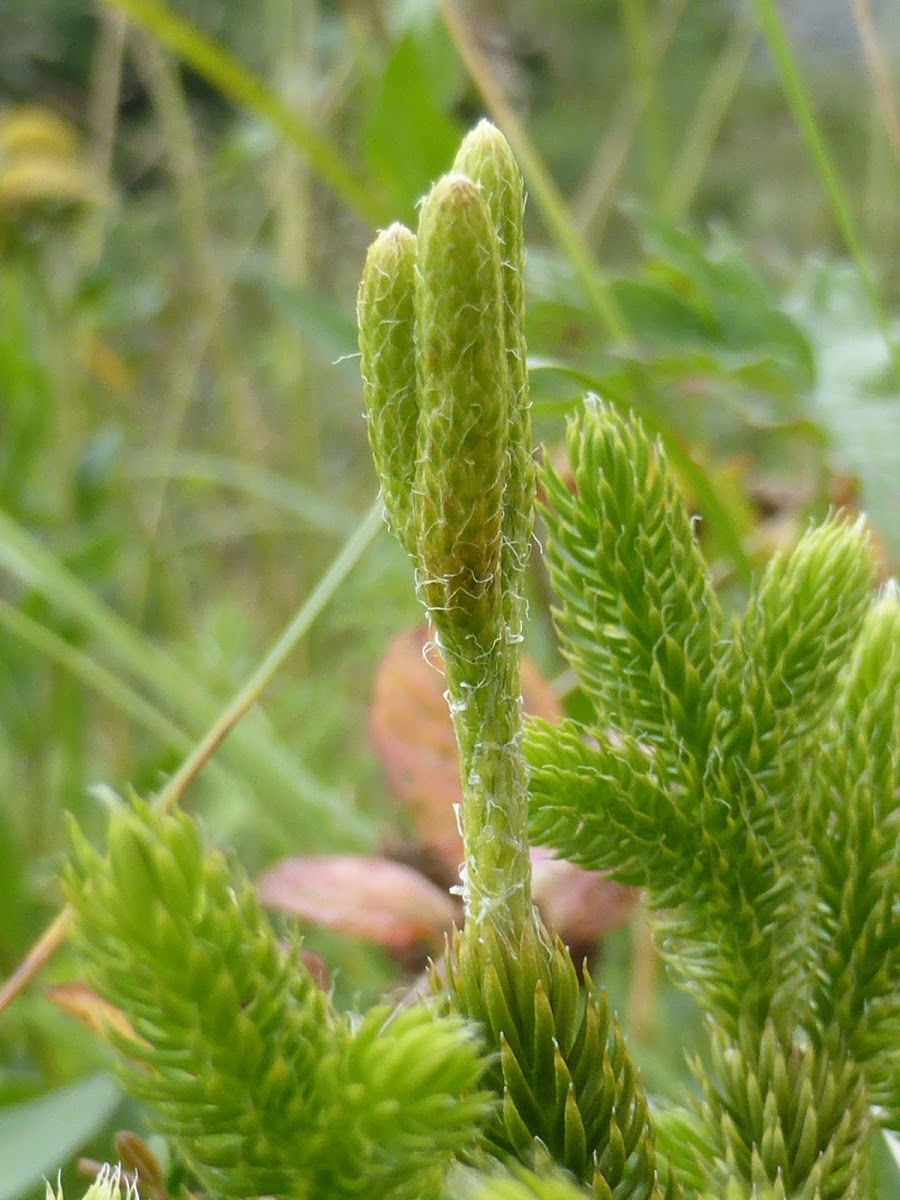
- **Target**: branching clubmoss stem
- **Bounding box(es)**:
[359,123,536,939]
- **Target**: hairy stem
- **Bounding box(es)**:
[444,643,533,936]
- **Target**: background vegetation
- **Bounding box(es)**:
[0,0,897,1195]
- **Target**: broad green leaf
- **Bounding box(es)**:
[0,1074,121,1200]
[525,232,818,440]
[363,33,460,219]
[625,209,816,387]
[789,261,900,556]
[393,0,466,110]
[611,276,712,346]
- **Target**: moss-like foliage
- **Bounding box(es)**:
[58,122,896,1200]
[64,801,489,1199]
[445,922,678,1200]
[527,397,897,1196]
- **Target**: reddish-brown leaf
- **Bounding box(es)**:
[257,854,458,950]
[530,847,638,947]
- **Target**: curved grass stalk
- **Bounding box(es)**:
[617,0,671,200]
[849,0,900,158]
[124,450,357,534]
[153,495,383,814]
[0,496,384,1014]
[0,506,359,843]
[664,14,757,222]
[573,0,687,242]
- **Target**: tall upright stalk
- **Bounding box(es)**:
[358,122,535,938]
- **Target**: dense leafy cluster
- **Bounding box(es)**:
[445,922,677,1200]
[527,398,898,1196]
[359,119,675,1200]
[57,121,897,1200]
[64,801,489,1199]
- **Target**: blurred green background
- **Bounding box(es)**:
[0,0,897,1194]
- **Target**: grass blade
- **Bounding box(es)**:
[752,0,899,385]
[124,450,357,535]
[0,505,376,846]
[98,0,386,224]
[438,0,629,343]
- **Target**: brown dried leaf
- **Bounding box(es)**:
[257,855,458,950]
[530,847,638,948]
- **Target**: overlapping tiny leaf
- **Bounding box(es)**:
[445,921,675,1200]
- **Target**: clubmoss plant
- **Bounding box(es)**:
[58,121,897,1200]
[360,121,672,1196]
[64,799,490,1199]
[360,124,534,936]
[526,398,898,1197]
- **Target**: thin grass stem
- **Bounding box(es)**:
[0,507,365,841]
[438,0,630,344]
[0,497,384,1015]
[97,0,385,224]
[573,0,686,244]
[129,29,268,567]
[267,0,318,618]
[617,0,670,201]
[663,15,757,222]
[124,450,356,534]
[752,0,900,384]
[848,0,900,158]
[154,494,384,812]
[80,7,128,267]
